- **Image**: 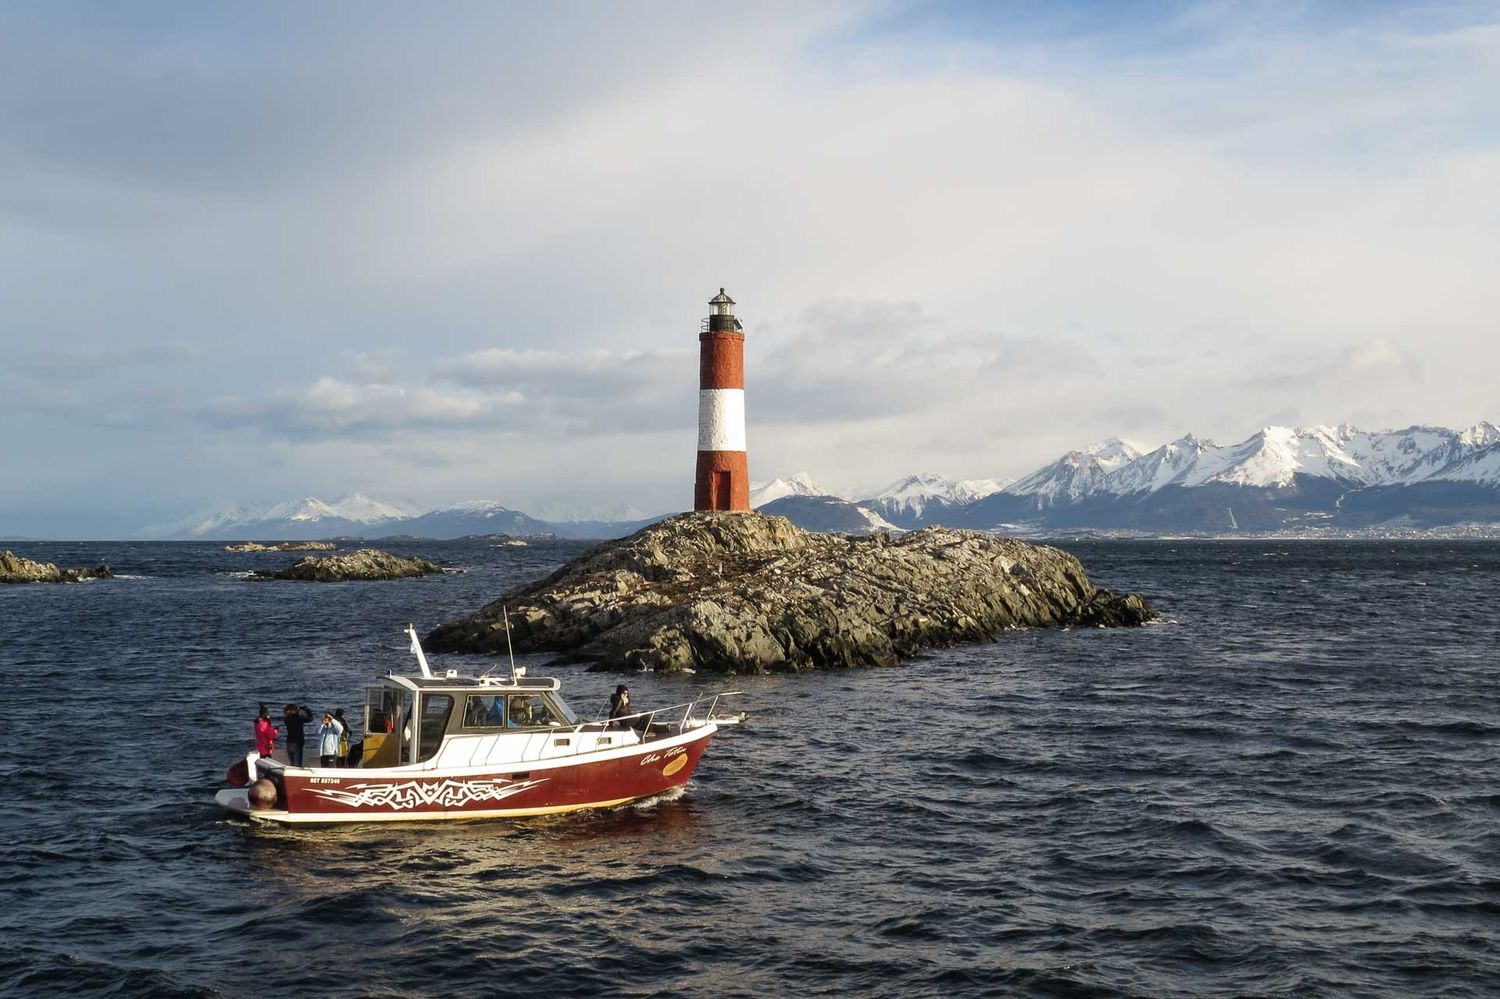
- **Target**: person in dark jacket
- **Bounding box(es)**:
[282,704,314,767]
[608,685,631,728]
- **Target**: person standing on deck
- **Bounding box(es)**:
[254,704,279,757]
[282,704,314,767]
[317,712,344,768]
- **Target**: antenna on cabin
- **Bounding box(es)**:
[406,624,434,679]
[503,606,524,681]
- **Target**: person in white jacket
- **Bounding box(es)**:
[317,712,345,768]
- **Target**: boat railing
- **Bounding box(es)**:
[575,690,743,747]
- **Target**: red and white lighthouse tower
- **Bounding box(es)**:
[694,288,750,512]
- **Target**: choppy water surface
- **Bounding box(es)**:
[1,539,1497,997]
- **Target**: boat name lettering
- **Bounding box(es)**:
[308,776,551,810]
[639,746,687,767]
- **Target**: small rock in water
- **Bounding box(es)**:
[224,541,337,552]
[0,550,113,584]
[250,548,443,582]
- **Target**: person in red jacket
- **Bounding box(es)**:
[254,703,279,757]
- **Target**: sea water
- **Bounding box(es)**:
[1,539,1496,997]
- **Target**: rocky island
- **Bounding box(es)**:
[251,548,443,581]
[224,541,337,552]
[1,550,113,584]
[424,512,1153,673]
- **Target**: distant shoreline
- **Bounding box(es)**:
[7,528,1500,544]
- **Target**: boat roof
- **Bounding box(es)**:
[379,672,562,694]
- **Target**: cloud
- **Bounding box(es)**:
[192,300,1111,446]
[201,377,520,440]
[1238,337,1424,392]
[3,1,1500,534]
[1345,337,1420,376]
[755,299,1104,424]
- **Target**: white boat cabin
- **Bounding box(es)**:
[360,673,641,771]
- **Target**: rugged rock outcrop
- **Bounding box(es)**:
[425,512,1153,673]
[0,550,113,584]
[251,548,443,581]
[225,541,337,552]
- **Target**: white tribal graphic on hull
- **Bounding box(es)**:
[309,776,550,810]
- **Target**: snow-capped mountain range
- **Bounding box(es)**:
[147,494,420,540]
[749,421,1500,533]
[955,422,1500,532]
[748,471,1014,530]
[140,421,1500,540]
[1021,423,1500,498]
[864,473,1014,523]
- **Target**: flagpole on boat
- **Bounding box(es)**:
[503,606,522,681]
[405,623,434,678]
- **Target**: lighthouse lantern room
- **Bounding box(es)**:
[694,288,750,512]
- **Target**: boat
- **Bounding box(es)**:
[215,625,742,825]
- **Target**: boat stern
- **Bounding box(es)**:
[215,786,293,824]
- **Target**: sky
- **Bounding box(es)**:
[2,0,1498,537]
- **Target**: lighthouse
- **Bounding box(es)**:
[694,288,750,512]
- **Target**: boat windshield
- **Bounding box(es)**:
[507,694,561,728]
[550,692,579,725]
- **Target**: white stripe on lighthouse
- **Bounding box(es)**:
[697,389,746,451]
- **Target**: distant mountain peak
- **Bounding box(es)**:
[1460,421,1500,448]
[750,473,824,508]
[861,472,1010,524]
[1082,437,1144,463]
[323,493,417,522]
[150,493,416,539]
[1009,437,1144,504]
[440,499,516,515]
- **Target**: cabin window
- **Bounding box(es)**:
[417,694,454,762]
[461,694,508,730]
[507,694,562,729]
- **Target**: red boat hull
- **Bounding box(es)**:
[233,729,715,824]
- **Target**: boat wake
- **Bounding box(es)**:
[624,784,688,812]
